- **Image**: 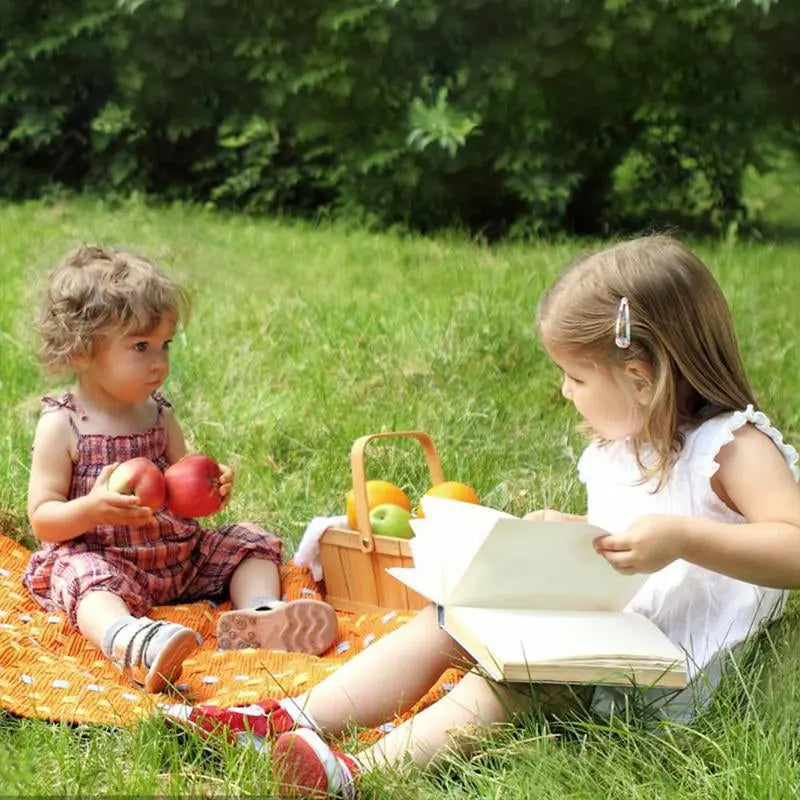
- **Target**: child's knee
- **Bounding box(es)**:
[61,572,149,628]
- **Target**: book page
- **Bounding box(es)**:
[418,495,516,524]
[446,607,685,666]
[406,497,516,599]
[402,520,448,603]
[447,519,647,611]
[384,566,445,606]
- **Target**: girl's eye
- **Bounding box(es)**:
[133,342,148,352]
[163,339,172,351]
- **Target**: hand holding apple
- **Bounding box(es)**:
[217,462,234,508]
[107,457,166,511]
[86,463,159,526]
[164,454,225,518]
[369,503,413,539]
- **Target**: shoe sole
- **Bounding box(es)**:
[216,600,338,655]
[144,628,201,693]
[273,730,330,798]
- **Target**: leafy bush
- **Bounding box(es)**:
[0,0,795,235]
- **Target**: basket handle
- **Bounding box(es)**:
[350,431,445,553]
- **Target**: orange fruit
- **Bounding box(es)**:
[346,480,411,530]
[416,481,480,518]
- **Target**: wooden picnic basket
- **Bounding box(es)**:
[319,431,444,614]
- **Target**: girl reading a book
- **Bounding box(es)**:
[168,235,800,798]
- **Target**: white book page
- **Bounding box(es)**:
[385,566,445,606]
[418,495,516,524]
[447,607,685,665]
[407,497,515,601]
[448,519,647,611]
[388,499,515,603]
[405,520,449,601]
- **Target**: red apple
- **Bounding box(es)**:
[107,457,166,511]
[164,454,223,518]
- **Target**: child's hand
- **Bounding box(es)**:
[218,463,234,509]
[88,463,156,527]
[593,514,685,574]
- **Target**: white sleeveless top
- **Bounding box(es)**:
[579,405,799,693]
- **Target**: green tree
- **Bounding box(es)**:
[0,0,796,234]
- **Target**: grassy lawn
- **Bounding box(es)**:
[1,198,799,796]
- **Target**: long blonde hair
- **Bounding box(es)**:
[538,235,755,486]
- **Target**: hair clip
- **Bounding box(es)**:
[614,296,631,348]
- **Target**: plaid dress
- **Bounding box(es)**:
[22,392,283,628]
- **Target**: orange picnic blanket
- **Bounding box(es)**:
[0,534,461,731]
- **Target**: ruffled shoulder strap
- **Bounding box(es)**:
[690,404,799,482]
[41,391,84,436]
[151,391,173,423]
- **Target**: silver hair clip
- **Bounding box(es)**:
[614,296,631,348]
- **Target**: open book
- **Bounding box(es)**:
[387,497,687,688]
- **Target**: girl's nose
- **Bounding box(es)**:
[152,351,169,374]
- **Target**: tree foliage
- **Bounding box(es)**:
[0,0,796,235]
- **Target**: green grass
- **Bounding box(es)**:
[1,198,800,796]
[744,150,800,239]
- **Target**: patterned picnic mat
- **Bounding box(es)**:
[0,534,461,732]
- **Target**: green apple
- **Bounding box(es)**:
[369,503,413,539]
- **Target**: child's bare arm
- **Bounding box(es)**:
[596,425,800,588]
[28,412,153,543]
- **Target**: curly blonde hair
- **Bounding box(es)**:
[37,245,190,373]
[538,235,755,487]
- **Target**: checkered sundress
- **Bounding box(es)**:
[22,392,283,627]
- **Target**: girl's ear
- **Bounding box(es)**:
[70,348,90,373]
[624,361,654,406]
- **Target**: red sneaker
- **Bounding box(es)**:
[164,698,297,745]
[273,728,361,798]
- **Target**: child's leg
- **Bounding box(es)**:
[272,675,587,796]
[228,555,282,606]
[357,670,533,769]
[272,675,526,797]
[76,588,134,648]
[216,556,337,655]
[294,604,467,733]
[171,604,468,745]
[279,671,532,784]
[76,589,200,692]
[186,522,336,656]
